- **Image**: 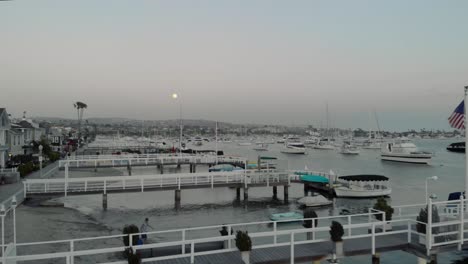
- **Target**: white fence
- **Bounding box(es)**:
[59,155,246,168]
[4,198,468,263]
[23,170,289,196]
[1,208,402,264]
[0,168,17,173]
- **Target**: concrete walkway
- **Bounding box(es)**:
[0,160,60,206]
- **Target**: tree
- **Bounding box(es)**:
[74,101,88,146]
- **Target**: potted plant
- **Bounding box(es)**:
[123,224,140,248]
[373,197,394,230]
[235,230,252,264]
[126,247,141,264]
[329,221,344,257]
[416,205,440,245]
[303,208,318,240]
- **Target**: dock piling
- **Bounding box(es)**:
[236,188,241,200]
[372,254,380,264]
[175,189,181,203]
[243,188,249,200]
[102,193,108,210]
[273,186,278,199]
[284,185,289,202]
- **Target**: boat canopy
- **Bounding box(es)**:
[338,175,389,182]
[299,174,329,184]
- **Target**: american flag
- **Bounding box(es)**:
[448,100,465,129]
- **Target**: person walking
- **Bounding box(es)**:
[140,218,154,243]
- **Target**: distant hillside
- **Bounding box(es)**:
[32,116,236,127]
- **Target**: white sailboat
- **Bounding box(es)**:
[363,111,383,149]
[314,103,335,150]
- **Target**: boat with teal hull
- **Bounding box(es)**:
[269,212,303,222]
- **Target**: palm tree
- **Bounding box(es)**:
[73,101,88,147]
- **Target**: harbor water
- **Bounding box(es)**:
[16,139,468,263]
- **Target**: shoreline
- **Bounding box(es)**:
[4,201,126,264]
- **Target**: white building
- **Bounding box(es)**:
[0,108,11,168]
[8,123,25,156]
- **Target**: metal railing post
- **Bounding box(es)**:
[347,215,352,237]
[190,241,195,263]
[273,222,277,244]
[460,198,465,250]
[70,240,74,264]
[312,218,316,240]
[427,198,433,256]
[228,225,232,249]
[290,232,294,264]
[371,223,376,255]
[182,230,186,254]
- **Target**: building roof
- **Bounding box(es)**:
[15,120,39,129]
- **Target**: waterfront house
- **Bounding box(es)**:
[0,108,11,168]
[8,123,25,156]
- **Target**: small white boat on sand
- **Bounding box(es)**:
[297,194,332,207]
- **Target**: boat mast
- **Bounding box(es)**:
[373,109,382,140]
[215,121,218,164]
[326,103,330,141]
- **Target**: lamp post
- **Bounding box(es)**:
[39,144,43,177]
[425,176,438,204]
[172,93,182,156]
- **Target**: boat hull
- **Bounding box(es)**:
[340,150,359,155]
[380,154,431,164]
[335,188,391,198]
[281,148,306,154]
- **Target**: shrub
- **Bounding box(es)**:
[373,197,394,221]
[123,224,140,247]
[235,231,252,252]
[303,208,318,228]
[329,221,344,242]
[18,162,36,177]
[416,205,440,234]
[48,152,60,162]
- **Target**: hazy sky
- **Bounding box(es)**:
[2,0,467,130]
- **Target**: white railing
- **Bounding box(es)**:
[1,209,397,264]
[59,155,246,168]
[0,168,17,173]
[23,171,289,195]
[0,188,24,214]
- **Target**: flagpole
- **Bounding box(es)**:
[465,86,468,204]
